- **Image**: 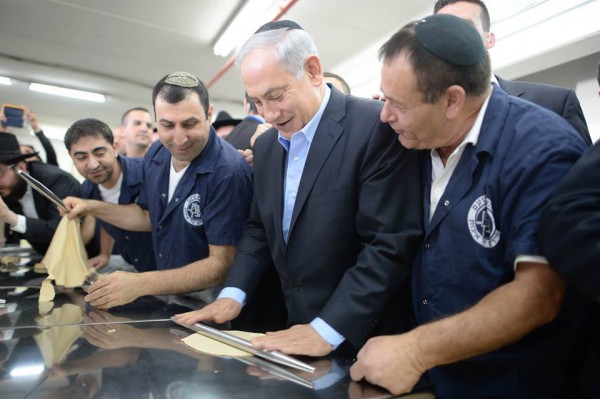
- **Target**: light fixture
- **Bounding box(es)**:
[213,0,278,57]
[29,82,106,103]
[490,0,598,70]
[0,76,12,85]
[491,0,591,40]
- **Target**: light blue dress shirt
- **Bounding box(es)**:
[219,86,345,349]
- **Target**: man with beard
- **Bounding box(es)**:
[64,118,156,272]
[0,132,82,255]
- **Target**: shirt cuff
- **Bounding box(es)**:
[217,287,247,306]
[312,359,345,390]
[310,317,345,349]
[514,255,548,271]
[10,215,27,234]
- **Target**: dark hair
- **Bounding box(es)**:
[597,63,600,86]
[324,71,351,95]
[151,75,210,118]
[433,0,491,32]
[64,118,114,151]
[245,92,258,114]
[121,107,152,125]
[379,20,491,104]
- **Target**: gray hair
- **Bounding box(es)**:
[236,29,319,80]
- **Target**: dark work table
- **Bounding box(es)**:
[0,262,434,399]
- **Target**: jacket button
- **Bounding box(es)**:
[292,284,300,292]
[424,243,430,248]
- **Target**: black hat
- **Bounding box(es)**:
[255,20,303,34]
[212,111,242,130]
[415,14,486,67]
[0,133,36,164]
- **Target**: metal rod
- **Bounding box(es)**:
[16,170,69,212]
[173,318,315,373]
[235,355,314,389]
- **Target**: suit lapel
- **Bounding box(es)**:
[288,92,345,240]
[263,134,287,253]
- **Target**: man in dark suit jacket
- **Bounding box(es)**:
[538,141,600,398]
[434,0,592,145]
[0,132,82,255]
[175,21,423,357]
[496,76,591,145]
[226,93,266,151]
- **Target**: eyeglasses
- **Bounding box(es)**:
[0,164,15,178]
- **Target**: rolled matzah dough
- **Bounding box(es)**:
[39,216,91,302]
[182,330,264,357]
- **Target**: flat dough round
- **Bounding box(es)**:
[182,330,264,357]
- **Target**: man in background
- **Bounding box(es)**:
[434,0,592,145]
[212,110,241,139]
[226,93,269,151]
[119,107,154,158]
[324,72,351,95]
[65,118,156,273]
[0,132,86,255]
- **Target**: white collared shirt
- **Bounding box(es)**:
[12,186,39,233]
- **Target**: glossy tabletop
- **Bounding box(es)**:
[0,257,433,399]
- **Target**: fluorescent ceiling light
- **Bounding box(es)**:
[213,0,278,57]
[0,76,12,85]
[492,0,592,40]
[29,83,105,103]
[491,0,599,70]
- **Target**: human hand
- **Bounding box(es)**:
[81,310,141,349]
[62,196,91,218]
[251,324,333,357]
[87,254,109,270]
[84,271,143,309]
[349,333,427,396]
[22,106,41,132]
[250,123,272,148]
[238,149,253,168]
[173,297,242,325]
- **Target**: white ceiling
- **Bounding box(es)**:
[1,0,599,141]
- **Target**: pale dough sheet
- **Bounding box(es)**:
[39,216,91,302]
[182,330,264,357]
